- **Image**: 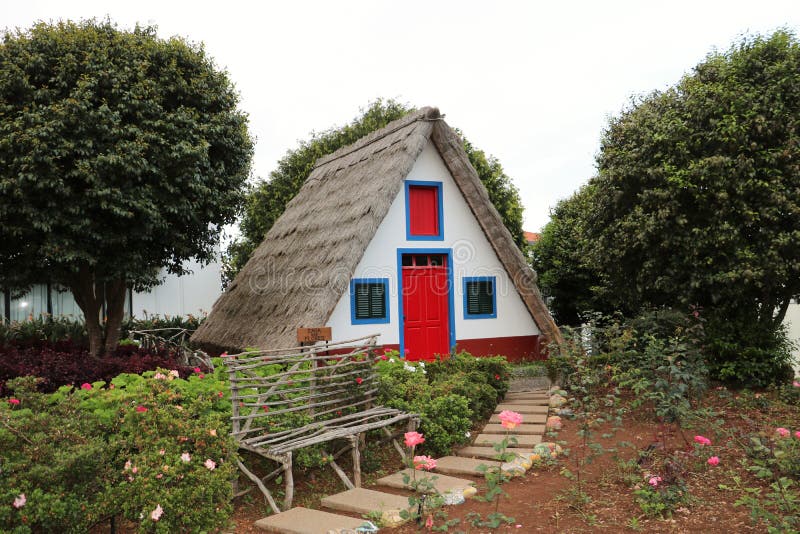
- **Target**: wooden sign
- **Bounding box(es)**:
[297,327,332,343]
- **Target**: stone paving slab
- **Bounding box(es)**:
[494,404,549,414]
[456,446,536,461]
[490,412,547,424]
[499,398,549,405]
[434,455,500,476]
[320,488,412,527]
[481,423,545,435]
[474,433,542,447]
[376,469,477,499]
[254,507,365,534]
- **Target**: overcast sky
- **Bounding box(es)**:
[4,1,800,231]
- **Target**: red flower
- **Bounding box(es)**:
[8,398,20,405]
[193,367,202,373]
[80,383,92,390]
[356,377,363,385]
[135,405,148,413]
[494,374,500,380]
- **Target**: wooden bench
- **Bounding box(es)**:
[223,335,419,513]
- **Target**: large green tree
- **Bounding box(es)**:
[225,100,526,281]
[590,30,800,334]
[0,20,253,357]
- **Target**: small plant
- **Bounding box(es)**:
[398,431,445,527]
[474,410,521,526]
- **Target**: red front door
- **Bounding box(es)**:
[402,253,450,361]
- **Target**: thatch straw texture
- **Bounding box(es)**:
[191,107,561,353]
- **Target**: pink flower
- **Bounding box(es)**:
[8,398,20,405]
[707,456,720,466]
[795,431,800,439]
[379,354,388,361]
[494,374,501,380]
[498,410,523,430]
[198,374,205,379]
[13,493,26,509]
[193,367,202,373]
[220,352,229,358]
[204,459,217,470]
[81,383,92,390]
[404,431,425,448]
[413,455,437,471]
[153,372,167,380]
[425,514,434,529]
[793,381,800,387]
[168,370,179,379]
[217,391,223,398]
[693,435,712,446]
[648,476,662,487]
[156,473,163,479]
[135,405,148,413]
[776,427,790,438]
[159,449,165,455]
[131,466,138,474]
[151,504,164,521]
[356,377,363,385]
[180,453,191,463]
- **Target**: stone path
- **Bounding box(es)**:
[253,380,555,533]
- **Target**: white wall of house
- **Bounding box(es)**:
[3,259,221,322]
[783,301,800,376]
[132,259,222,318]
[326,140,539,345]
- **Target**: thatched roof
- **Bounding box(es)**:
[191,107,562,353]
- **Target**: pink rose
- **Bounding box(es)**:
[13,493,26,509]
[648,476,662,487]
[776,427,790,438]
[707,456,720,466]
[180,453,191,463]
[404,431,425,448]
[413,455,437,471]
[151,504,164,521]
[794,430,800,439]
[8,398,20,405]
[81,383,92,390]
[693,435,712,446]
[204,458,217,470]
[498,410,523,430]
[193,367,202,373]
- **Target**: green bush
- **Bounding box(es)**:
[0,366,235,533]
[375,352,508,456]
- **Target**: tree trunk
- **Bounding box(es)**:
[69,268,127,358]
[103,278,127,355]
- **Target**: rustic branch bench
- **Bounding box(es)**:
[223,335,419,513]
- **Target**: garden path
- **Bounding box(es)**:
[252,378,555,533]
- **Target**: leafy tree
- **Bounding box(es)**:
[225,100,527,281]
[0,20,253,357]
[532,183,612,325]
[584,30,800,381]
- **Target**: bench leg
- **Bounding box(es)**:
[283,452,294,511]
[236,458,281,515]
[350,435,361,488]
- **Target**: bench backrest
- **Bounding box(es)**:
[223,335,380,444]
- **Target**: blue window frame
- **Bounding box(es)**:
[405,180,444,241]
[463,276,497,319]
[350,278,390,324]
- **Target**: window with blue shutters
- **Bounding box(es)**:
[350,278,390,324]
[463,276,497,319]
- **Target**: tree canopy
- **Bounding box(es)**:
[534,30,800,379]
[225,100,527,281]
[0,20,253,356]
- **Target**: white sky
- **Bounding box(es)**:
[4,1,800,232]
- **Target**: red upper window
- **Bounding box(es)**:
[408,185,439,236]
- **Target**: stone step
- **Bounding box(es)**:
[490,412,547,425]
[434,455,527,477]
[473,433,542,448]
[481,423,545,435]
[375,468,477,500]
[503,399,550,406]
[456,446,537,461]
[320,488,412,527]
[254,507,365,534]
[495,404,549,414]
[433,455,500,476]
[505,392,549,399]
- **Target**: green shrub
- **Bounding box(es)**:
[0,366,235,533]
